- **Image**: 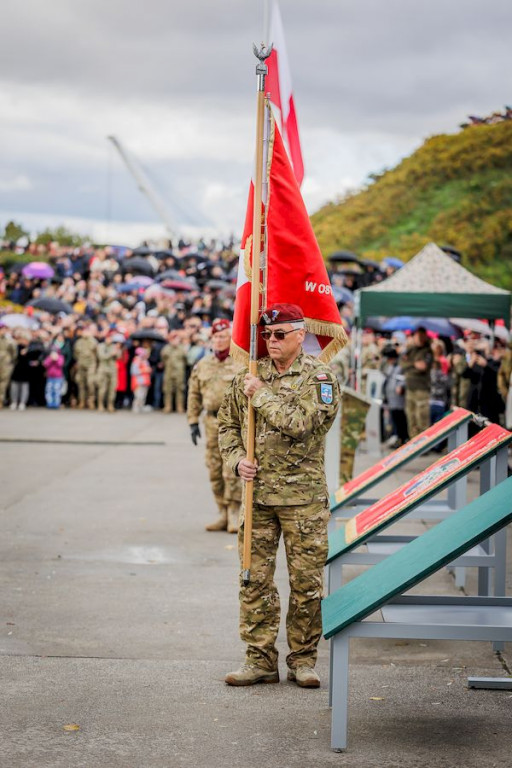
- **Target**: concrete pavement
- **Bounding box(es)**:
[1,409,511,767]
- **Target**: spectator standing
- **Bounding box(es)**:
[10,336,31,410]
[400,327,433,437]
[130,347,152,413]
[429,339,451,424]
[43,346,65,409]
[382,346,409,447]
[497,339,512,428]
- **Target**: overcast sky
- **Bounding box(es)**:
[1,0,511,246]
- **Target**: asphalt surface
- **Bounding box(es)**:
[1,409,511,767]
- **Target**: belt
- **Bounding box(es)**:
[207,410,218,417]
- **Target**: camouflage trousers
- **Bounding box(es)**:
[238,501,330,672]
[405,390,430,438]
[163,374,185,412]
[76,364,97,405]
[0,366,13,405]
[97,368,118,409]
[339,389,370,485]
[204,414,242,507]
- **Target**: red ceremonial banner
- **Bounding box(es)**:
[231,103,347,364]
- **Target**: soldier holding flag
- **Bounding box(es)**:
[218,304,340,687]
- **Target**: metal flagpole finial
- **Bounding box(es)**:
[253,42,273,89]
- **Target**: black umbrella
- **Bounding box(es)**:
[360,258,383,270]
[122,257,156,277]
[154,249,175,260]
[131,246,154,256]
[328,251,361,264]
[156,269,196,283]
[27,297,74,314]
[130,329,166,342]
[205,279,229,290]
[441,245,462,263]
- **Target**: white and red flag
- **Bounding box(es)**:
[265,0,304,186]
[231,103,347,364]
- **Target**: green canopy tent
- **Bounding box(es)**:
[355,242,511,326]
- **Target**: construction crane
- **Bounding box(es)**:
[107,135,176,240]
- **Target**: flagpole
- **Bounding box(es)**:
[242,43,272,587]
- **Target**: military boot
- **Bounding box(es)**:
[87,397,96,410]
[107,404,115,413]
[162,395,171,414]
[98,403,105,413]
[227,503,239,534]
[78,400,86,410]
[287,666,320,688]
[225,664,279,686]
[205,504,228,532]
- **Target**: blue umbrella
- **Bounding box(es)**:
[332,286,354,304]
[382,257,404,269]
[382,316,460,336]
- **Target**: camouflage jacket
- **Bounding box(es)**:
[161,344,188,378]
[74,336,98,367]
[187,354,241,424]
[218,352,340,506]
[97,342,121,371]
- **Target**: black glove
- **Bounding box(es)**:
[190,424,201,446]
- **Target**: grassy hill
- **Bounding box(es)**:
[311,120,512,291]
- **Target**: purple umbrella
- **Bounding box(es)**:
[129,275,154,287]
[22,262,55,279]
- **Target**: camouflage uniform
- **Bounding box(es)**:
[339,386,371,484]
[74,336,98,409]
[218,352,340,672]
[161,343,187,413]
[187,353,243,530]
[400,343,433,437]
[0,333,17,407]
[361,342,381,394]
[96,342,121,412]
[451,355,471,408]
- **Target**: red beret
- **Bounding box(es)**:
[211,318,231,335]
[258,303,304,326]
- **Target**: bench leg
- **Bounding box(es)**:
[331,634,350,751]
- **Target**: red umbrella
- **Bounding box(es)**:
[161,279,197,292]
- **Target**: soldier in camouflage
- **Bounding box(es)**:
[187,319,242,533]
[0,323,17,408]
[73,326,98,409]
[339,387,371,484]
[96,333,122,412]
[161,331,187,414]
[218,303,340,688]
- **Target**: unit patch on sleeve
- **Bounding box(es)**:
[319,382,333,404]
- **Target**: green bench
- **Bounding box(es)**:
[322,474,512,751]
[327,423,512,601]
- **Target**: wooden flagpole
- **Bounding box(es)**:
[242,43,272,586]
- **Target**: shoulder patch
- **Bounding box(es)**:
[316,373,329,381]
[319,382,333,404]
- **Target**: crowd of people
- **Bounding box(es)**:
[1,237,511,450]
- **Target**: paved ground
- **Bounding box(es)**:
[1,409,511,767]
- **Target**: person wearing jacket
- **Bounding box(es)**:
[43,346,65,409]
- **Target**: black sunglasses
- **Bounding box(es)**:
[260,328,300,341]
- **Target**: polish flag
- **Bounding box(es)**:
[231,103,347,364]
[265,1,304,186]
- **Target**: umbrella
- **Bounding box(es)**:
[382,316,459,336]
[205,279,229,290]
[0,313,40,330]
[130,246,154,256]
[328,250,361,264]
[161,279,198,292]
[332,286,354,304]
[122,257,156,277]
[359,258,382,270]
[441,245,462,262]
[27,297,74,315]
[156,269,192,283]
[114,282,146,293]
[382,257,404,269]
[450,318,510,342]
[154,249,176,259]
[129,275,154,287]
[130,329,166,342]
[22,262,55,279]
[144,284,175,300]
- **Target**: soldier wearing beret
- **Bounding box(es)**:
[187,319,243,533]
[218,303,340,688]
